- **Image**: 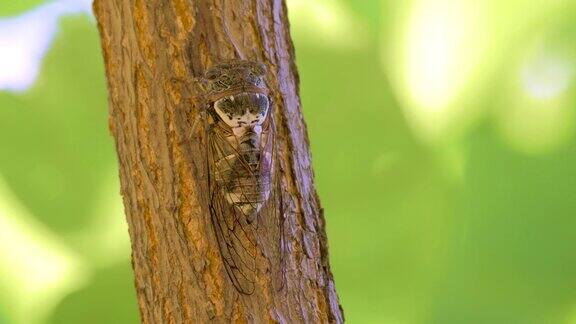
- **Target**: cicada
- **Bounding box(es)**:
[203,60,284,294]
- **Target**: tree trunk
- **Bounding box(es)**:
[93,0,343,322]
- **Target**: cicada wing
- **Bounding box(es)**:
[256,116,287,292]
[256,179,286,292]
[208,129,259,295]
[209,190,258,294]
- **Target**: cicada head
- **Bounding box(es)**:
[205,60,266,92]
[205,60,270,137]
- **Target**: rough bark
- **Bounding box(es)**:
[93,0,343,322]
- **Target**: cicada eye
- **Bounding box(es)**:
[259,95,270,110]
[250,94,269,117]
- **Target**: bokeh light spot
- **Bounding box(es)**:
[403,0,485,112]
[0,176,87,323]
[384,0,490,143]
[287,0,367,49]
[521,50,573,100]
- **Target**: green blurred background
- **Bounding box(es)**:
[1,0,576,323]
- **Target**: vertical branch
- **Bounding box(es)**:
[94,0,343,322]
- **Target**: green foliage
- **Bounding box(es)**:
[0,0,45,17]
[0,16,114,232]
[48,264,139,324]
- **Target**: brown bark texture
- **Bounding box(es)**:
[93,0,343,322]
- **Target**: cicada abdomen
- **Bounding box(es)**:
[204,60,283,294]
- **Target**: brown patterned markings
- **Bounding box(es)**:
[171,128,209,283]
[162,297,175,324]
[164,79,183,106]
[140,204,159,265]
[204,249,226,316]
[315,285,330,323]
[232,299,248,324]
[135,67,161,183]
[178,284,194,322]
[133,0,155,67]
[171,0,194,32]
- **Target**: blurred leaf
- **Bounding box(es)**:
[343,0,381,32]
[430,126,576,323]
[0,16,114,233]
[48,263,139,324]
[0,0,46,17]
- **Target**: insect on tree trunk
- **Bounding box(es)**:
[93,0,343,323]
